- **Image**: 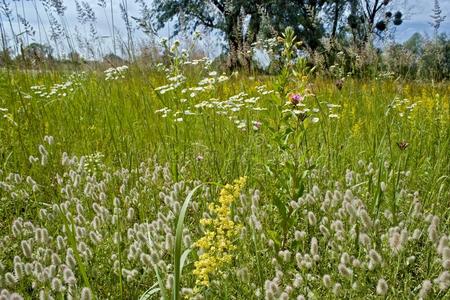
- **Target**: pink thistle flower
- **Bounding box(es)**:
[289,93,304,105]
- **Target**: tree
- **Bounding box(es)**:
[419,34,450,80]
[326,0,349,41]
[403,32,424,55]
[68,51,82,63]
[103,52,126,65]
[265,0,327,52]
[347,0,403,45]
[150,0,266,70]
[22,43,53,62]
[0,50,12,66]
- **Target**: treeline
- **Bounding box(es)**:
[0,0,448,79]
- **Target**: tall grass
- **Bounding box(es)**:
[0,59,449,298]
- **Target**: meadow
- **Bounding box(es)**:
[0,46,449,299]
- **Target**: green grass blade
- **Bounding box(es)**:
[155,263,168,300]
[179,248,192,277]
[173,184,202,300]
[138,282,160,300]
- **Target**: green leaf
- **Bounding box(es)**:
[179,248,191,277]
[155,264,168,300]
[145,233,169,300]
[173,184,202,300]
[273,195,287,220]
[139,282,160,300]
[266,229,281,249]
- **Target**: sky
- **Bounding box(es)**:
[0,0,449,58]
[396,0,450,40]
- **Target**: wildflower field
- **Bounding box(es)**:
[0,49,449,299]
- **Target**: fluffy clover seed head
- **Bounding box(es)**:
[376,278,388,295]
[419,280,432,298]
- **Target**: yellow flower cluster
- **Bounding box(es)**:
[351,120,362,137]
[192,177,246,288]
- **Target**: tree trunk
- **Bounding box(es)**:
[242,11,261,72]
[225,7,241,70]
[225,5,262,72]
[331,0,339,40]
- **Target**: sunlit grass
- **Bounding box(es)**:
[0,63,449,299]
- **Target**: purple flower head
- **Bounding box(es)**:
[289,93,304,105]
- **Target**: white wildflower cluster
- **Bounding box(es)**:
[156,71,228,98]
[104,65,128,81]
[326,103,341,119]
[152,40,269,130]
[387,97,418,118]
[282,102,320,124]
[155,62,169,73]
[194,92,264,113]
[194,92,266,130]
[154,90,267,130]
[181,86,207,99]
[155,74,187,94]
[30,72,85,99]
[256,85,274,95]
[183,71,229,98]
[198,71,229,85]
[233,120,262,131]
[156,57,212,75]
[252,37,278,55]
[154,107,172,118]
[183,57,212,67]
[1,107,17,126]
[376,71,396,80]
[154,107,196,122]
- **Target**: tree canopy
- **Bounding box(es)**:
[150,0,406,70]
